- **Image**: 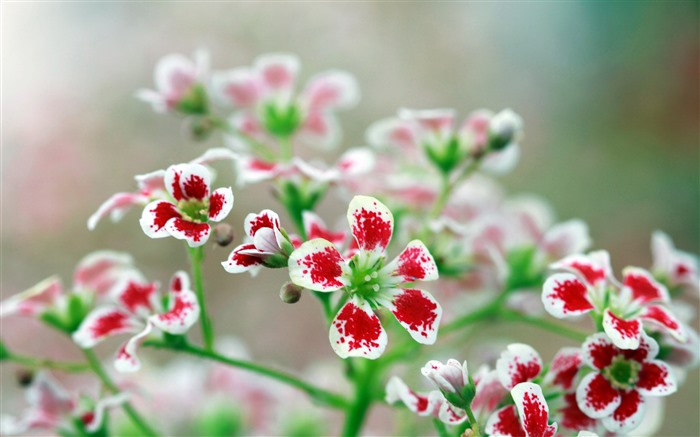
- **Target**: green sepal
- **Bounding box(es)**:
[0,338,10,361]
[424,137,467,175]
[66,293,91,333]
[263,252,290,269]
[262,103,302,138]
[176,83,209,115]
[40,309,71,333]
[505,246,542,290]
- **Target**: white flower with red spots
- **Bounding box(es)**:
[575,332,676,433]
[542,251,686,349]
[222,209,294,276]
[140,163,234,247]
[288,196,441,359]
[137,50,209,114]
[212,53,359,148]
[485,382,558,437]
[72,271,199,372]
[385,376,468,426]
[651,230,698,295]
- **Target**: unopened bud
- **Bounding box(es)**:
[488,109,523,151]
[16,369,34,387]
[213,223,235,247]
[279,282,303,304]
[460,429,475,437]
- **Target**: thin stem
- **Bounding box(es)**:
[144,340,348,409]
[82,349,159,437]
[188,246,214,351]
[210,115,277,161]
[498,309,588,342]
[341,359,377,437]
[278,135,293,162]
[8,354,91,373]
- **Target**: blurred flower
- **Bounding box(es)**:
[651,230,699,296]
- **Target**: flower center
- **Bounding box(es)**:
[603,355,641,390]
[177,199,209,223]
[346,253,385,299]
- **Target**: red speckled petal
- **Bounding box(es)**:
[387,288,441,345]
[386,240,438,283]
[74,251,138,297]
[167,163,211,201]
[541,273,594,318]
[329,298,387,359]
[582,332,617,370]
[236,156,284,185]
[550,251,611,287]
[496,343,543,390]
[641,305,686,342]
[245,209,281,239]
[472,369,508,416]
[83,393,130,433]
[114,322,153,373]
[300,70,359,112]
[557,392,597,432]
[603,309,642,350]
[336,147,375,177]
[165,218,211,248]
[139,200,181,238]
[288,239,347,292]
[485,405,525,437]
[385,376,442,417]
[544,347,583,390]
[221,243,265,274]
[302,211,347,247]
[112,279,159,317]
[72,307,141,348]
[87,192,150,231]
[347,195,394,253]
[208,187,234,222]
[151,289,200,335]
[636,360,677,396]
[600,389,645,433]
[169,271,190,294]
[575,372,621,419]
[622,267,669,304]
[438,401,468,425]
[512,382,557,437]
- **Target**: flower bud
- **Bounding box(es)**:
[280,282,303,304]
[213,223,235,247]
[488,109,523,151]
[421,359,475,409]
[16,369,35,387]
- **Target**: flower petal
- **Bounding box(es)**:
[83,393,130,433]
[329,297,387,359]
[421,359,469,394]
[385,240,438,283]
[582,332,617,370]
[189,147,239,166]
[541,273,594,318]
[74,251,139,297]
[87,192,150,231]
[302,211,347,247]
[254,53,299,97]
[336,147,376,177]
[622,266,669,304]
[72,307,141,348]
[366,117,419,151]
[288,239,347,292]
[399,108,455,140]
[139,200,182,238]
[496,344,543,390]
[385,376,442,417]
[114,322,152,373]
[511,382,557,437]
[558,392,597,432]
[165,218,211,248]
[301,70,359,112]
[550,251,611,287]
[485,405,524,437]
[151,290,200,335]
[245,209,281,239]
[221,243,265,274]
[481,143,521,175]
[636,360,677,396]
[603,309,642,350]
[0,276,62,318]
[600,390,645,433]
[472,368,508,416]
[154,54,196,97]
[211,68,262,108]
[640,305,686,342]
[387,288,441,345]
[208,187,234,222]
[438,401,468,425]
[575,372,621,419]
[347,195,393,253]
[298,111,340,149]
[134,169,167,195]
[112,279,159,317]
[169,271,191,294]
[539,219,592,261]
[544,347,583,390]
[235,156,284,185]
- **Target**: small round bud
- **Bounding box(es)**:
[213,223,235,247]
[279,282,303,304]
[16,369,34,387]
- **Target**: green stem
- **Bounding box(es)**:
[432,418,451,437]
[144,340,348,409]
[498,309,588,342]
[82,350,159,437]
[210,115,277,161]
[278,135,293,162]
[428,172,451,220]
[188,246,214,351]
[341,359,377,437]
[8,354,91,373]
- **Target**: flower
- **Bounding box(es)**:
[485,382,558,437]
[212,53,359,148]
[140,163,234,247]
[575,332,676,433]
[72,271,200,372]
[288,195,441,359]
[137,50,209,114]
[651,230,698,295]
[542,251,686,349]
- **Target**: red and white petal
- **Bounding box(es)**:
[481,143,521,175]
[336,147,375,177]
[151,289,200,335]
[640,305,686,342]
[539,219,592,261]
[575,372,621,419]
[245,209,282,239]
[386,288,441,344]
[438,401,469,425]
[550,251,611,287]
[541,273,594,318]
[329,297,387,359]
[603,309,642,350]
[154,54,197,98]
[190,147,239,166]
[485,405,524,437]
[235,156,284,185]
[87,192,150,230]
[221,243,265,274]
[26,372,75,417]
[600,390,646,434]
[0,276,62,318]
[114,322,152,373]
[622,266,670,304]
[302,211,347,247]
[165,218,211,247]
[472,368,509,416]
[366,117,420,151]
[169,271,190,294]
[496,343,543,390]
[621,330,659,364]
[134,169,167,195]
[139,200,182,238]
[399,108,455,140]
[112,279,159,317]
[385,240,438,283]
[254,53,299,100]
[288,239,347,292]
[208,187,234,222]
[72,307,141,348]
[83,392,130,433]
[347,195,394,253]
[301,70,359,112]
[558,392,597,432]
[582,332,617,370]
[511,382,557,437]
[636,360,677,396]
[544,347,583,390]
[172,163,211,202]
[421,359,469,394]
[298,111,340,149]
[74,251,139,297]
[385,376,441,417]
[253,227,283,254]
[211,68,262,108]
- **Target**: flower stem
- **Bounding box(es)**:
[497,309,588,342]
[432,418,451,437]
[341,359,377,437]
[82,349,159,437]
[143,340,348,409]
[188,246,214,351]
[8,354,91,373]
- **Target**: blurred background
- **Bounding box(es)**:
[2,2,698,435]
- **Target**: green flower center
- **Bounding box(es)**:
[178,199,209,223]
[262,102,302,138]
[346,254,386,299]
[603,355,641,390]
